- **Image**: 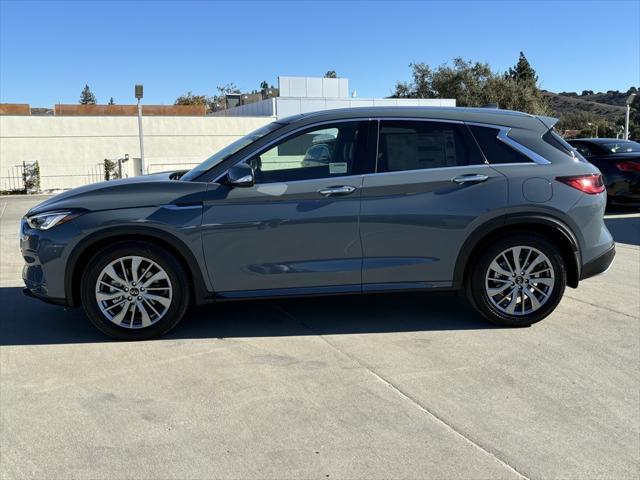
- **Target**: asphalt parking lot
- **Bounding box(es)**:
[1,195,638,480]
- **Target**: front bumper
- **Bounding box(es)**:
[580,244,616,280]
[21,217,74,306]
[22,287,67,305]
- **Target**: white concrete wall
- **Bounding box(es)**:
[274,97,456,118]
[0,115,274,191]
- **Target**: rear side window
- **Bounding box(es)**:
[377,120,483,173]
[543,130,575,156]
[469,125,533,164]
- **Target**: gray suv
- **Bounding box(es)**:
[21,107,615,340]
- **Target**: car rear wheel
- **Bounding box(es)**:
[467,234,567,327]
[80,241,190,340]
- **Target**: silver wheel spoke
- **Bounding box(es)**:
[523,289,541,310]
[488,283,513,296]
[103,265,125,284]
[142,271,167,287]
[111,302,131,324]
[531,277,554,287]
[96,291,123,302]
[95,255,172,330]
[511,247,522,274]
[138,301,152,328]
[504,288,519,314]
[525,254,545,275]
[490,260,512,278]
[131,257,141,283]
[144,294,171,308]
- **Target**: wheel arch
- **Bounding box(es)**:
[65,226,213,307]
[453,214,582,290]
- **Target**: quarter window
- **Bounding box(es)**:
[249,122,364,183]
[468,125,533,164]
[377,120,482,173]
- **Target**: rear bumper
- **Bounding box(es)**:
[580,244,615,280]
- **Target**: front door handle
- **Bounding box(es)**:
[451,174,489,184]
[319,185,357,197]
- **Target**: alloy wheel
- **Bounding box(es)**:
[95,256,173,329]
[484,246,555,316]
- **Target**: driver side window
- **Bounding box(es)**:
[250,122,362,184]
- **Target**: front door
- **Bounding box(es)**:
[360,119,508,289]
[201,120,371,296]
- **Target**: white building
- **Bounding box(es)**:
[211,76,456,118]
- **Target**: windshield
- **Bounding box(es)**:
[181,122,284,181]
[602,141,640,153]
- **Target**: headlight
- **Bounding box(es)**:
[26,211,81,230]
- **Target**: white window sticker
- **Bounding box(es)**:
[329,162,347,174]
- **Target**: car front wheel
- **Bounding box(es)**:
[80,241,190,340]
[467,234,567,327]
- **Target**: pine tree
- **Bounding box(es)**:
[260,80,269,90]
[79,84,97,104]
[108,97,115,105]
[506,52,538,86]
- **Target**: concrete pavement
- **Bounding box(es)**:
[1,195,638,479]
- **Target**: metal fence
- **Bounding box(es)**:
[1,162,105,193]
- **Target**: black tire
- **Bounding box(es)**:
[80,241,190,340]
[466,233,567,327]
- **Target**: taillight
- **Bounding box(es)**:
[616,160,640,172]
[556,174,605,194]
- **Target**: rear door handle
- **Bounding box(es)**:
[319,185,357,197]
[451,174,489,184]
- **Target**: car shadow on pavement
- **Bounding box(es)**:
[604,215,640,246]
[0,287,498,346]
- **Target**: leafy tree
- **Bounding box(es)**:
[393,57,551,115]
[175,92,208,105]
[175,91,210,107]
[324,70,337,78]
[108,97,115,105]
[260,80,269,89]
[79,84,97,104]
[175,83,242,113]
[506,52,538,86]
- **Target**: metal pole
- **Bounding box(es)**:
[137,99,145,174]
[625,103,630,140]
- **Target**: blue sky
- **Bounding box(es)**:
[1,0,638,106]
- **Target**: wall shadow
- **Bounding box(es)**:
[1,287,497,346]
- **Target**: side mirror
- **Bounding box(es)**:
[225,163,255,187]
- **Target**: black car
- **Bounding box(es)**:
[567,138,640,207]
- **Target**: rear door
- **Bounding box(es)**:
[359,119,508,290]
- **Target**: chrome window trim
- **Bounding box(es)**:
[362,163,494,179]
[213,117,372,183]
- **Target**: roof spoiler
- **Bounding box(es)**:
[536,115,559,130]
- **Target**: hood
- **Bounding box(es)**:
[28,172,207,216]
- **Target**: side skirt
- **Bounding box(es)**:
[214,281,455,302]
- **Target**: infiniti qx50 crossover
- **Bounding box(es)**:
[22,107,615,339]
